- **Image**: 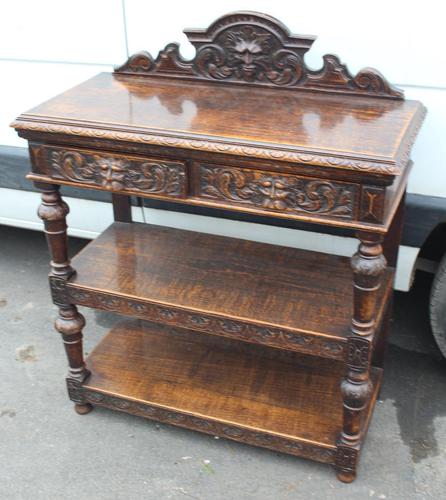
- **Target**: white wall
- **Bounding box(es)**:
[1,0,444,196]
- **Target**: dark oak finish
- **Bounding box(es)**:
[11,12,426,483]
[32,144,187,198]
[115,11,402,99]
[338,232,387,482]
[15,75,424,177]
[35,183,92,414]
[196,163,357,219]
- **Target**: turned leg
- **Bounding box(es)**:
[55,305,91,414]
[36,182,92,414]
[336,231,386,483]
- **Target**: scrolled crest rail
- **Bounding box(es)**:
[115,11,403,99]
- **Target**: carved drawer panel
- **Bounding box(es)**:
[31,145,187,198]
[197,164,359,220]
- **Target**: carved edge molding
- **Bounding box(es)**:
[12,119,405,175]
[66,286,347,360]
[114,12,403,100]
[82,389,336,464]
[395,105,427,171]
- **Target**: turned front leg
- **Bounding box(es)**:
[36,182,91,414]
[336,231,386,483]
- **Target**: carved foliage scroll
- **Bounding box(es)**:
[199,165,356,219]
[193,24,304,86]
[47,147,187,197]
[115,12,403,99]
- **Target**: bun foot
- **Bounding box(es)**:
[74,403,93,415]
[336,470,356,483]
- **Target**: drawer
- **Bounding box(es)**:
[29,144,187,198]
[195,163,359,220]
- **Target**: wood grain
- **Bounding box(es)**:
[67,222,393,349]
[13,10,426,483]
[12,73,425,175]
[83,319,382,452]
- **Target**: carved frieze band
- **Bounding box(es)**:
[16,119,409,175]
[199,165,357,219]
[66,287,346,360]
[82,389,336,464]
[33,145,187,197]
[114,12,403,99]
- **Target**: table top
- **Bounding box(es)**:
[13,71,425,176]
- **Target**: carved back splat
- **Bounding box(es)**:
[115,11,403,99]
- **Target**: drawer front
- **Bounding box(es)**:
[196,163,359,220]
[31,145,187,198]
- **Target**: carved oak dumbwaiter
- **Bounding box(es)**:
[12,12,425,482]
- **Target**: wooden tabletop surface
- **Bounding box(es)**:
[15,72,424,172]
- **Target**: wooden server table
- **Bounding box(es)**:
[12,12,425,482]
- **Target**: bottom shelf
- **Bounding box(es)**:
[82,319,382,465]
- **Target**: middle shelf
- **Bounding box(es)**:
[66,222,393,360]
